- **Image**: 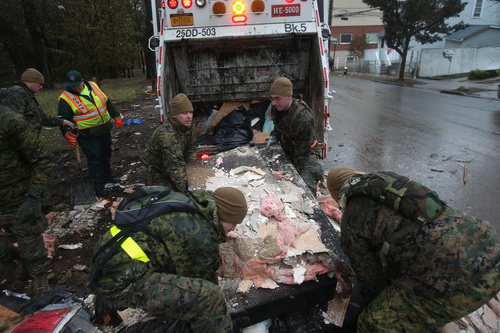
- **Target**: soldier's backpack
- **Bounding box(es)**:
[89,186,200,289]
[343,171,447,224]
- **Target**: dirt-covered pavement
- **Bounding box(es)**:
[0,92,159,299]
[1,78,498,332]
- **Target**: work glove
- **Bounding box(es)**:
[64,131,77,147]
[115,117,123,129]
[266,135,279,148]
[16,196,41,223]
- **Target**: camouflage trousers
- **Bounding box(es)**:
[0,211,49,276]
[143,165,187,194]
[298,157,324,196]
[103,272,233,333]
[357,270,500,332]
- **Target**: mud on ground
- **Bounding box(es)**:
[0,93,159,298]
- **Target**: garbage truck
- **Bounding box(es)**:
[147,0,362,331]
[148,0,333,156]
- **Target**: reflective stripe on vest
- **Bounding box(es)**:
[110,226,150,262]
[59,82,111,130]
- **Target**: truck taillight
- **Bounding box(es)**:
[196,0,206,7]
[251,0,265,12]
[285,0,293,2]
[213,1,226,14]
[232,15,247,23]
[199,153,211,160]
[232,0,247,23]
[232,0,246,14]
[167,0,178,9]
[182,0,193,8]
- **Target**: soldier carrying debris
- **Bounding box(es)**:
[327,166,500,332]
[141,93,196,195]
[89,187,249,333]
[267,77,324,195]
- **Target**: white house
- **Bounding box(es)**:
[331,0,500,76]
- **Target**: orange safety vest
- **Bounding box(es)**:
[59,82,111,130]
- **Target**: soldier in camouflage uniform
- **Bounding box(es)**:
[0,68,76,133]
[89,187,248,333]
[0,105,52,293]
[141,93,196,195]
[268,77,323,195]
[327,166,500,332]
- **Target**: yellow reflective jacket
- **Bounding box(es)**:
[59,82,111,130]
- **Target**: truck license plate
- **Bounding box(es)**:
[271,4,301,17]
[170,13,194,27]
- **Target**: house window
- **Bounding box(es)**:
[340,33,352,44]
[366,33,378,44]
[473,0,483,18]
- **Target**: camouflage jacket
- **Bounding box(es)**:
[0,105,51,210]
[90,190,226,295]
[339,173,500,304]
[0,82,63,133]
[141,116,196,194]
[270,98,318,172]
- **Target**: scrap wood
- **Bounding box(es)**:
[211,102,250,128]
[252,130,270,144]
[0,304,22,330]
[322,284,351,327]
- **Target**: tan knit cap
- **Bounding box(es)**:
[327,166,359,201]
[21,68,45,84]
[171,93,193,115]
[270,77,293,96]
[214,187,247,224]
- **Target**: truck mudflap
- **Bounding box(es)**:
[187,145,363,331]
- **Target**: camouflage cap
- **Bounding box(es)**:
[270,77,293,96]
[214,187,247,224]
[171,93,193,115]
[21,68,45,84]
[327,166,360,201]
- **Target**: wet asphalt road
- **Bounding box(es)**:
[321,76,500,234]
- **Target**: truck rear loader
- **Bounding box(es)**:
[148,0,361,330]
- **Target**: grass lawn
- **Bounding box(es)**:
[37,73,152,117]
[36,73,153,150]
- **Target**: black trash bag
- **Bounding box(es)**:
[118,317,191,333]
[247,101,271,132]
[214,106,253,152]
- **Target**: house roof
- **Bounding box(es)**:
[445,25,493,41]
